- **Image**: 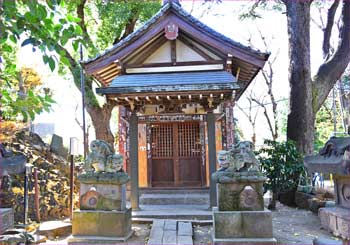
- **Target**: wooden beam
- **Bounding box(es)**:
[171,40,176,64]
[178,36,214,61]
[130,112,139,210]
[125,60,224,68]
[207,111,217,207]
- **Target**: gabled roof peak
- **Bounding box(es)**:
[163,0,181,6]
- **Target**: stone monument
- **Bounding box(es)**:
[304,137,350,240]
[68,140,133,244]
[211,141,276,245]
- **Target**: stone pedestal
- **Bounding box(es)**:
[212,172,276,245]
[69,171,132,244]
[0,208,14,234]
[319,206,350,240]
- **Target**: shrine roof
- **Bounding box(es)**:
[96,71,238,95]
[82,2,268,72]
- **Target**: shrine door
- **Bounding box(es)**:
[150,122,203,187]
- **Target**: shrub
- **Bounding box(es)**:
[258,140,305,209]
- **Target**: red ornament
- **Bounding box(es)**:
[165,23,178,40]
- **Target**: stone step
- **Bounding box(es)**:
[140,193,209,205]
[147,219,193,245]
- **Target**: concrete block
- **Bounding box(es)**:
[178,222,192,236]
[319,207,350,240]
[163,230,177,244]
[0,208,14,235]
[164,220,177,231]
[213,237,277,245]
[213,211,243,238]
[177,235,193,245]
[72,208,131,238]
[242,210,273,238]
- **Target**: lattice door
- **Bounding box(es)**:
[150,122,203,187]
[178,123,201,158]
[151,124,173,158]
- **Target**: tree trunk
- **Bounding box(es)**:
[285,2,315,155]
[86,104,115,147]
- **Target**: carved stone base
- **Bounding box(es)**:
[79,183,126,211]
[212,207,276,244]
[72,209,132,238]
[216,178,265,211]
[319,207,350,240]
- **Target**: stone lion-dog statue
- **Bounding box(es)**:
[217,141,260,172]
[84,140,124,173]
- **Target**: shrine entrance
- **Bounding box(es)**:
[82,1,268,208]
[150,122,203,188]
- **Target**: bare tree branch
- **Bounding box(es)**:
[313,1,350,112]
[76,0,97,54]
[322,0,340,58]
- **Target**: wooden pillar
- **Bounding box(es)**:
[130,111,139,210]
[207,111,217,207]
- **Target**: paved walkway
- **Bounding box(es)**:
[148,219,193,245]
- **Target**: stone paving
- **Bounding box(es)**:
[147,219,193,245]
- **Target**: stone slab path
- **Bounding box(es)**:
[148,219,193,245]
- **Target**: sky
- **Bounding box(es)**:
[18,0,337,149]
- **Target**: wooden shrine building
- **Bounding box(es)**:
[82,0,269,209]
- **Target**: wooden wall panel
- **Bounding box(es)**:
[138,124,148,187]
[205,120,223,187]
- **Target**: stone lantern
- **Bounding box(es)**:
[304,137,350,240]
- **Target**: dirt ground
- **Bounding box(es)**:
[43,202,342,245]
[193,202,342,245]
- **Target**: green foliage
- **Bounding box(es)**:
[0,49,55,121]
[314,96,343,152]
[1,0,84,72]
[258,140,305,194]
[92,0,161,51]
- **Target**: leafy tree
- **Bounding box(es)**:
[241,1,350,155]
[1,0,161,146]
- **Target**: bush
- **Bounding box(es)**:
[258,140,305,209]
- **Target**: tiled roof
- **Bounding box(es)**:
[83,2,267,65]
[96,71,239,94]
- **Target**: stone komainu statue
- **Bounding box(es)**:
[84,140,123,173]
[217,141,260,172]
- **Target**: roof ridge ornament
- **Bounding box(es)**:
[163,0,181,6]
[165,22,179,40]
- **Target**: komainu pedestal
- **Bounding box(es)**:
[69,140,133,244]
[212,141,276,245]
